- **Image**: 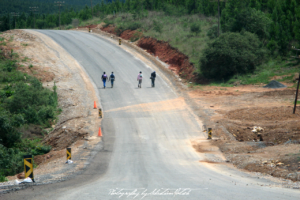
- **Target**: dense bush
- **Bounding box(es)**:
[153,20,162,33]
[200,31,267,79]
[5,78,58,125]
[190,23,201,36]
[0,110,22,148]
[225,8,272,40]
[207,24,218,39]
[0,48,55,181]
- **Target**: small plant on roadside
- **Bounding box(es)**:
[66,25,73,30]
[29,64,33,69]
[22,43,29,47]
[153,20,162,34]
[9,36,14,42]
[130,31,142,42]
[207,24,218,39]
[22,57,29,62]
[190,23,201,36]
[0,174,8,182]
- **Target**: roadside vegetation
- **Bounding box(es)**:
[0,34,58,181]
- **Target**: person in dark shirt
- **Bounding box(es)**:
[109,72,115,88]
[101,72,108,89]
[150,71,156,87]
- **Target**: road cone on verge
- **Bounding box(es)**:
[94,101,97,109]
[98,128,102,137]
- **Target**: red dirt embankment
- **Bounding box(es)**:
[137,37,195,80]
[100,26,195,80]
[101,25,117,35]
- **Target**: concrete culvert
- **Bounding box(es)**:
[263,80,287,88]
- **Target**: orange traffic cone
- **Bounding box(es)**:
[98,127,102,137]
[94,101,97,109]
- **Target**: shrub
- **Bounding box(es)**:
[153,20,162,33]
[207,24,218,39]
[223,8,272,40]
[200,31,267,79]
[6,78,58,125]
[130,31,142,42]
[126,22,141,31]
[0,110,22,148]
[66,25,73,30]
[190,23,201,36]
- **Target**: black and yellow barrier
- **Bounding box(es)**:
[207,128,212,139]
[24,155,35,182]
[119,39,121,45]
[89,27,91,33]
[67,148,71,160]
[99,108,102,118]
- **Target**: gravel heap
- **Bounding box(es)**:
[263,80,287,88]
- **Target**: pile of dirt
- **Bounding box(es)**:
[222,106,300,144]
[101,25,117,35]
[120,30,142,40]
[264,80,287,88]
[137,37,195,80]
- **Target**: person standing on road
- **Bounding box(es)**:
[109,72,115,88]
[150,71,156,87]
[101,72,108,89]
[137,71,143,88]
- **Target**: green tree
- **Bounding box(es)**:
[190,23,201,36]
[200,31,267,79]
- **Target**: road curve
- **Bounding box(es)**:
[3,30,299,200]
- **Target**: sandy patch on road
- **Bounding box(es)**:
[105,97,186,113]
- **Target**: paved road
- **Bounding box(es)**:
[3,30,299,200]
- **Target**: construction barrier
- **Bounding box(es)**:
[207,128,212,139]
[119,39,121,45]
[67,148,71,161]
[24,155,34,182]
[89,27,91,33]
[99,108,102,118]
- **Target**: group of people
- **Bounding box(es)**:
[101,71,156,88]
[101,72,115,89]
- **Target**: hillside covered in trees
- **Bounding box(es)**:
[0,0,106,15]
[0,0,299,80]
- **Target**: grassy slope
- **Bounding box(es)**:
[73,11,299,87]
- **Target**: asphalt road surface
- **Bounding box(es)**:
[3,30,300,200]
